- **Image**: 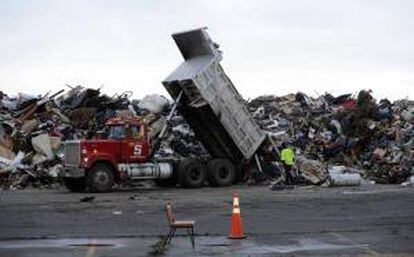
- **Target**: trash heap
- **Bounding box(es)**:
[248,90,414,185]
[0,86,206,189]
[1,86,412,189]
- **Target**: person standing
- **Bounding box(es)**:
[280,142,295,185]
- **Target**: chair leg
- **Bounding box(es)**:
[186,228,191,248]
[168,228,176,244]
[162,228,173,247]
[190,227,195,250]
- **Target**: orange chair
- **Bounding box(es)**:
[162,201,195,249]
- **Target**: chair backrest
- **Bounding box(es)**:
[165,202,175,225]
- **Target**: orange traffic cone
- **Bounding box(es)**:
[228,191,246,239]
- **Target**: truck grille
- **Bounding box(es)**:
[64,141,80,166]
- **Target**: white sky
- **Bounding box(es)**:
[0,0,413,101]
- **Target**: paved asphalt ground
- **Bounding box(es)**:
[0,184,413,257]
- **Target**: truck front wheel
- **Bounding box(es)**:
[64,177,86,192]
[86,163,114,193]
[207,159,236,187]
[177,158,206,188]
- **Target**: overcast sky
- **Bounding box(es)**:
[0,0,413,101]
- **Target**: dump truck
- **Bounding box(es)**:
[162,28,266,179]
[61,28,265,192]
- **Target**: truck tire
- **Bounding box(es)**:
[63,177,86,192]
[207,159,236,187]
[177,158,206,188]
[86,163,114,193]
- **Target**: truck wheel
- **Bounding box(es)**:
[177,158,206,188]
[207,159,236,187]
[63,177,86,192]
[86,164,114,193]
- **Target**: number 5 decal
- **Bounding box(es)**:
[133,145,142,156]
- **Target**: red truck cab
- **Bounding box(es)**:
[62,116,175,192]
[82,117,151,168]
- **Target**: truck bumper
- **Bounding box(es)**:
[61,166,85,178]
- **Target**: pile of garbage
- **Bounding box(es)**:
[248,90,413,185]
[1,86,412,189]
[0,86,206,189]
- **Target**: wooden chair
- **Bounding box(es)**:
[162,201,195,249]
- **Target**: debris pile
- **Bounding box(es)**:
[155,115,209,159]
[0,86,205,189]
[1,86,412,189]
[248,90,414,185]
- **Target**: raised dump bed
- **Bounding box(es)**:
[163,28,265,164]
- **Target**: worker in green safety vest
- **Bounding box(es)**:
[280,142,295,185]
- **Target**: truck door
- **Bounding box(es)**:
[108,125,127,163]
[122,125,148,163]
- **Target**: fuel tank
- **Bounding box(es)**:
[118,162,173,179]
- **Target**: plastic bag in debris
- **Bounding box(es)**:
[31,133,54,160]
[172,124,193,136]
[401,107,414,122]
[1,151,27,173]
[11,151,25,168]
[138,95,169,114]
[1,99,17,110]
[1,93,38,111]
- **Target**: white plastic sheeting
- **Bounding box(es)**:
[137,94,169,114]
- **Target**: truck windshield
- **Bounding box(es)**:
[108,126,126,139]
